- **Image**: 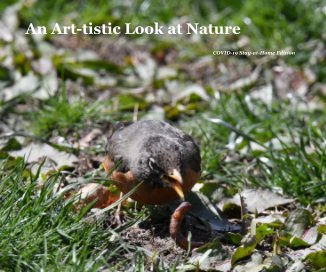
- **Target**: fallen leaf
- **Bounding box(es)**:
[0,137,22,151]
[9,142,78,168]
[287,235,326,261]
[227,232,242,245]
[304,250,326,269]
[302,226,319,245]
[218,188,294,214]
[78,129,102,149]
[0,3,20,42]
[249,84,273,108]
[253,214,286,225]
[2,72,39,101]
[272,65,314,99]
[255,224,275,243]
[232,252,272,272]
[317,224,326,234]
[173,84,209,103]
[0,65,13,88]
[284,209,314,238]
[156,67,177,80]
[132,52,156,83]
[187,240,229,271]
[76,183,118,209]
[223,66,261,91]
[231,240,257,267]
[33,71,58,99]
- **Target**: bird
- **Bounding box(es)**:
[102,120,201,205]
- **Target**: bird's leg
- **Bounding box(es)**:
[102,156,124,225]
[114,192,124,224]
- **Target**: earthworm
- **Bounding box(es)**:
[169,201,204,250]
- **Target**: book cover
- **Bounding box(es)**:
[0,0,325,270]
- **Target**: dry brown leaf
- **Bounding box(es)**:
[76,183,119,209]
[218,188,294,214]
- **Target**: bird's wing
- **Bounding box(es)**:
[181,135,201,172]
[106,121,146,172]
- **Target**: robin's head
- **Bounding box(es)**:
[131,135,185,200]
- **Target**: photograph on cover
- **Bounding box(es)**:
[0,0,325,270]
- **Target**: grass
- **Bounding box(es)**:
[16,0,326,58]
[28,89,99,138]
[181,92,326,204]
[1,90,325,269]
[26,93,136,141]
[1,0,326,270]
[0,159,150,271]
[18,77,326,205]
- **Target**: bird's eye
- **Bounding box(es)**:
[148,157,160,171]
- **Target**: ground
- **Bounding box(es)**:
[0,0,325,271]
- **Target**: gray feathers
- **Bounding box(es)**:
[106,120,201,186]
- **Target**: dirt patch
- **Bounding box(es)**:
[119,206,215,267]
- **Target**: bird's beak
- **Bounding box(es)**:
[162,169,184,200]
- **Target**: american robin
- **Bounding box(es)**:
[102,120,201,205]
